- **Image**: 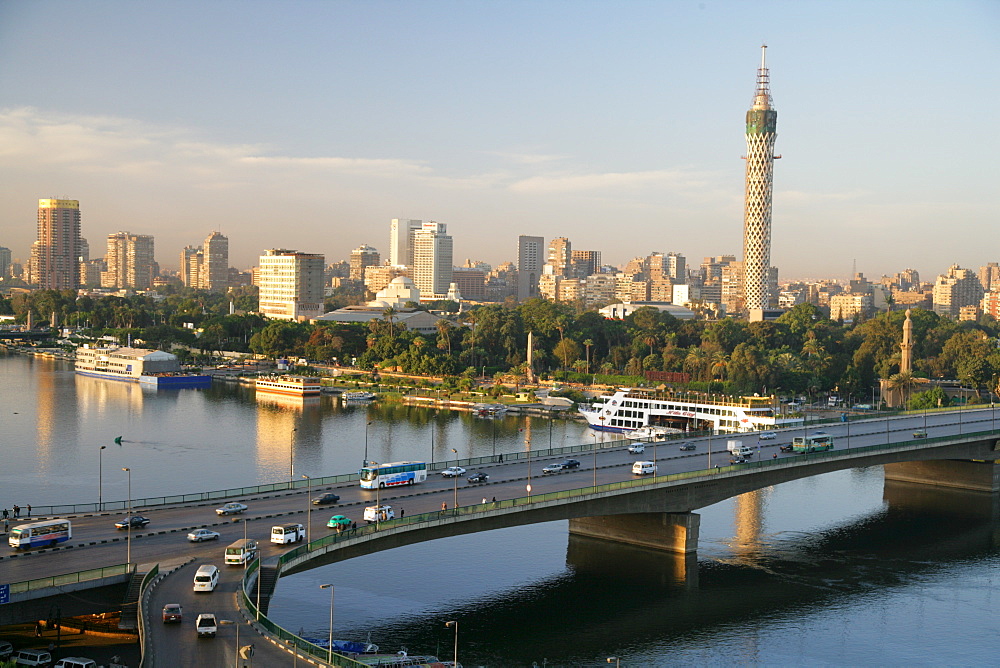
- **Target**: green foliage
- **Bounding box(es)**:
[908,386,950,409]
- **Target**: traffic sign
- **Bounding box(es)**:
[0,584,9,604]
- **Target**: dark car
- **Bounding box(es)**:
[312,492,341,505]
[779,444,794,452]
[679,443,696,451]
[162,603,183,623]
[467,472,489,484]
[561,459,581,469]
[115,515,150,530]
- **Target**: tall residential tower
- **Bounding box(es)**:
[31,198,81,289]
[743,45,779,316]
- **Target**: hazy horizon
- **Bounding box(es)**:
[2,1,997,283]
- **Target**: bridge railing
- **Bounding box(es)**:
[28,409,997,517]
[8,563,131,595]
[239,558,366,667]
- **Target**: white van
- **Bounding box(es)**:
[224,538,258,565]
[193,564,220,592]
[55,659,98,668]
[12,649,53,666]
[727,440,754,458]
[270,523,305,544]
[363,505,394,523]
[632,461,657,475]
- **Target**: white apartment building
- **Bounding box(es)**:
[411,222,453,297]
[258,249,325,321]
[388,218,423,267]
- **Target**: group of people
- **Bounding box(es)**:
[2,504,30,520]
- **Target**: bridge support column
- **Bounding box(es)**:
[885,460,1000,492]
[568,512,700,554]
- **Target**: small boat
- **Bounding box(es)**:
[473,403,508,418]
[342,391,376,402]
[304,637,379,654]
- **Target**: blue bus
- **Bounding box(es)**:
[8,519,72,549]
[360,461,428,489]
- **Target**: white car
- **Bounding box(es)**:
[215,502,248,516]
[187,529,221,542]
[440,466,466,478]
[759,431,776,440]
[627,442,645,454]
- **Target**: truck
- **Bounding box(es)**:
[196,613,217,638]
[792,434,834,452]
[727,440,754,458]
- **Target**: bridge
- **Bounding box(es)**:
[2,408,998,665]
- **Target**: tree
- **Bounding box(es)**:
[552,338,581,371]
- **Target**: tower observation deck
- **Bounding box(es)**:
[743,44,778,314]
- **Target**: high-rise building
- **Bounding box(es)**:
[932,264,985,319]
[349,244,380,281]
[743,45,779,316]
[102,232,156,289]
[547,237,572,277]
[389,218,423,267]
[571,250,602,278]
[979,262,1000,293]
[517,235,544,301]
[411,222,453,297]
[180,246,202,287]
[31,198,81,289]
[0,246,11,278]
[201,231,229,292]
[258,249,325,321]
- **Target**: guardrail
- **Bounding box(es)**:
[26,407,996,518]
[241,424,1000,665]
[8,563,131,594]
[239,559,367,667]
[137,563,159,668]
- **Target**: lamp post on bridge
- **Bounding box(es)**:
[122,467,131,569]
[319,584,335,665]
[450,448,459,510]
[302,474,312,545]
[98,445,106,511]
[445,620,459,668]
[363,420,373,467]
[289,427,297,486]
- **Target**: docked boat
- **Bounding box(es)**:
[473,403,508,417]
[255,375,322,396]
[342,391,376,402]
[75,345,211,387]
[580,387,799,435]
[304,638,379,654]
[627,425,683,440]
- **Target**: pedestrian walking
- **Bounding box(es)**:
[482,497,487,505]
[441,502,448,511]
[400,508,404,518]
[12,504,19,518]
[491,496,496,504]
[26,504,31,516]
[498,453,503,463]
[2,508,8,520]
[351,521,357,532]
[3,519,8,533]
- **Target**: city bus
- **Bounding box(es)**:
[8,519,72,549]
[359,461,428,489]
[792,433,834,453]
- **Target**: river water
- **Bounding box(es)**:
[4,352,1000,666]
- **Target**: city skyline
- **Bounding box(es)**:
[1,1,997,280]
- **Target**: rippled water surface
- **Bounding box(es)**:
[5,352,1000,665]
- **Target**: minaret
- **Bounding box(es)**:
[743,44,779,315]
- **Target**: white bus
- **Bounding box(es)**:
[8,519,72,549]
[360,461,428,489]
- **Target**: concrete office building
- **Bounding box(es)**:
[547,237,572,277]
[31,198,81,289]
[258,249,325,321]
[389,218,423,267]
[517,235,544,301]
[411,222,453,298]
[102,232,156,289]
[932,264,985,319]
[349,244,380,281]
[201,231,229,292]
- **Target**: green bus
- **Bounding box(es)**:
[792,433,834,452]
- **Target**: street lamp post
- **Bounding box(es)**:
[320,584,335,665]
[122,467,131,569]
[289,427,297,486]
[302,475,311,545]
[548,408,554,450]
[363,420,373,467]
[430,412,435,465]
[492,417,497,460]
[450,449,459,510]
[98,445,106,511]
[445,620,458,668]
[218,619,243,668]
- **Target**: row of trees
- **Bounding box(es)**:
[3,290,999,400]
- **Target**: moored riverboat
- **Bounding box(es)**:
[255,375,322,396]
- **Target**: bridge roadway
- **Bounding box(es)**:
[5,409,999,665]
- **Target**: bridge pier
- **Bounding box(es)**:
[884,459,1000,492]
[568,512,700,554]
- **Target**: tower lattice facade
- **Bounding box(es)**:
[743,45,778,313]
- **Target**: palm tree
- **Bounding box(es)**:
[887,370,915,408]
[382,306,397,337]
[583,339,594,375]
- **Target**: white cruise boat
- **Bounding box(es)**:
[255,375,322,396]
[580,387,797,435]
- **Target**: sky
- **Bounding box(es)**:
[1,0,998,282]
